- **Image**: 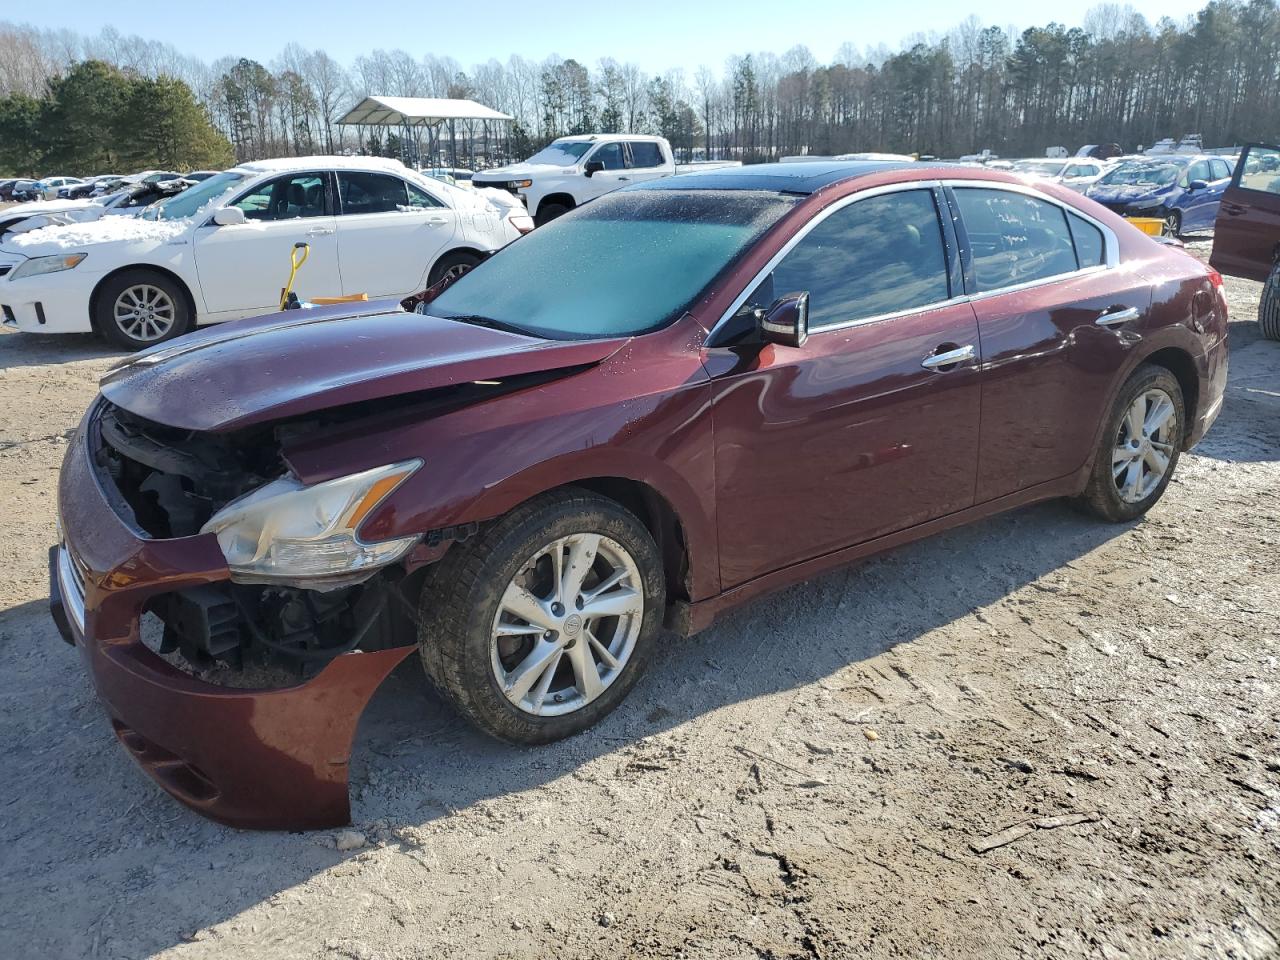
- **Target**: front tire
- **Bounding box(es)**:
[427,250,481,287]
[1260,260,1280,341]
[535,202,571,227]
[94,269,192,350]
[418,489,665,744]
[1073,364,1185,522]
[1161,210,1182,239]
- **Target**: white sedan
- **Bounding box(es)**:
[0,156,532,349]
[1010,158,1109,191]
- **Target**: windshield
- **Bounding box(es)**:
[1097,162,1183,187]
[1013,160,1066,176]
[428,189,799,339]
[152,171,246,220]
[524,141,594,167]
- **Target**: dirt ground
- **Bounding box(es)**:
[0,239,1277,960]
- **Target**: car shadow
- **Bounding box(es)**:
[0,497,1134,957]
[0,329,126,369]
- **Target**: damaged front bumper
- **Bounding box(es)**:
[51,418,415,830]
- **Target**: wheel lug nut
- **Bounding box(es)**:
[551,602,564,616]
[575,596,584,610]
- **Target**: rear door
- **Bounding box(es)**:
[334,171,457,298]
[949,185,1153,501]
[1211,143,1280,282]
[194,171,341,316]
[707,186,982,587]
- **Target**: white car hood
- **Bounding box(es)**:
[0,215,193,258]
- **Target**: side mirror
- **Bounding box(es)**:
[757,292,809,348]
[584,160,604,177]
[212,206,246,226]
[1188,179,1209,191]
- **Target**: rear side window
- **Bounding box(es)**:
[1067,212,1105,267]
[1238,146,1280,194]
[953,188,1078,292]
[337,172,408,214]
[770,189,950,329]
[627,142,664,168]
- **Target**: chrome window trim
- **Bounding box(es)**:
[708,177,1120,344]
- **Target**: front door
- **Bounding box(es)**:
[194,171,341,317]
[708,187,982,588]
[334,171,457,298]
[580,142,631,200]
[1212,144,1280,282]
[948,185,1153,501]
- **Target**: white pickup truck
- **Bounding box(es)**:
[472,134,740,225]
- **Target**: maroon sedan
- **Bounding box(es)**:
[52,162,1228,829]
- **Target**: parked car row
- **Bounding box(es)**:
[49,157,1232,829]
[1,155,532,348]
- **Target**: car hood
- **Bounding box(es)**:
[0,214,192,257]
[98,302,629,433]
[1086,183,1172,203]
[472,162,571,180]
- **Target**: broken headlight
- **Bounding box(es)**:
[199,460,422,584]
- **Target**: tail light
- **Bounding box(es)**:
[1207,268,1223,289]
[508,211,535,235]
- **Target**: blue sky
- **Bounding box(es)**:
[40,0,1211,71]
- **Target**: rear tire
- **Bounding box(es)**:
[427,250,481,287]
[94,269,192,351]
[417,488,665,745]
[535,202,571,227]
[1073,364,1185,522]
[1260,261,1280,342]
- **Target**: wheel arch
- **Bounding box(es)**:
[88,263,199,332]
[568,477,693,608]
[1141,346,1200,444]
[537,193,576,217]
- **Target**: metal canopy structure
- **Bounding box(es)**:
[339,96,512,127]
[338,97,514,170]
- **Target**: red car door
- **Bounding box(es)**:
[1211,143,1280,282]
[948,185,1154,502]
[705,187,982,588]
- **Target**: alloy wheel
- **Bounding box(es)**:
[1112,387,1177,503]
[444,262,473,281]
[113,284,176,342]
[490,533,644,717]
[1161,212,1180,238]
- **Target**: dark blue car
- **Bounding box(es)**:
[1085,155,1236,237]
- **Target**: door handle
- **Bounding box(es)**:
[1096,307,1140,328]
[1222,202,1247,216]
[617,176,630,181]
[424,215,450,225]
[305,227,334,236]
[921,344,975,370]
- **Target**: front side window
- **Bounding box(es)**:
[337,172,410,214]
[1238,146,1280,194]
[627,142,664,169]
[1210,158,1232,180]
[769,189,950,329]
[590,143,625,171]
[233,173,327,221]
[1182,160,1212,186]
[953,188,1078,292]
[427,189,798,340]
